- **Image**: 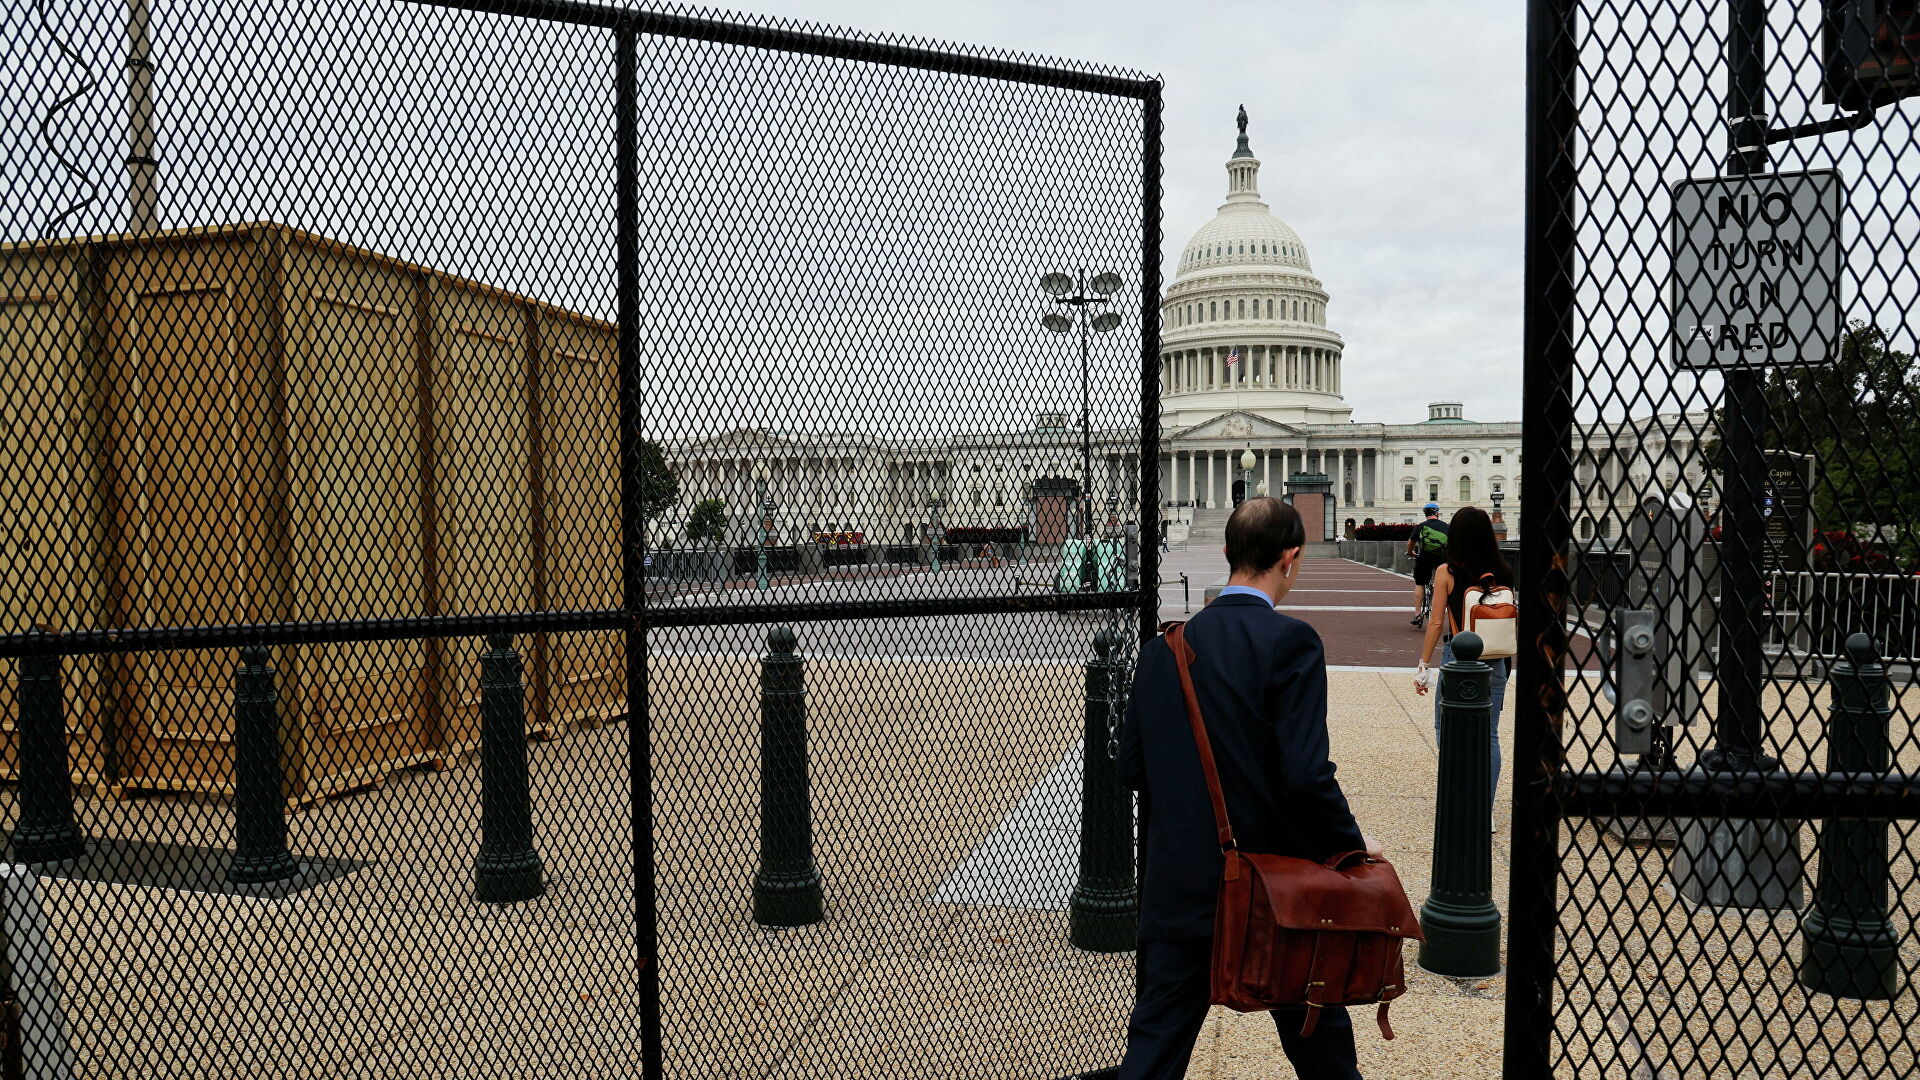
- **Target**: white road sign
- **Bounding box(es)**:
[1670,170,1842,370]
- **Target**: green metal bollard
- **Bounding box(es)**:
[1798,633,1901,999]
[752,626,823,927]
[228,646,298,885]
[1069,629,1138,952]
[1418,631,1502,978]
[10,634,85,864]
[472,634,546,903]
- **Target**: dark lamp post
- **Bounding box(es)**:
[1040,269,1123,552]
[753,460,771,592]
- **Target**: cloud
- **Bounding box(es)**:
[738,0,1529,424]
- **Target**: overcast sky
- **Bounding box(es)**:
[728,0,1530,426]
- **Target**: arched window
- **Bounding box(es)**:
[1237,299,1245,319]
[1292,299,1300,320]
[1458,476,1472,502]
[1209,301,1217,321]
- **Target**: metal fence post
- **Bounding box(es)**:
[472,634,545,903]
[1418,631,1502,978]
[228,646,297,886]
[1069,629,1137,952]
[10,638,85,865]
[753,626,822,927]
[1798,633,1900,999]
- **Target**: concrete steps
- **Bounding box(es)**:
[1185,508,1233,546]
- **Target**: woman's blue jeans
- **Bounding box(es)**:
[1432,637,1508,809]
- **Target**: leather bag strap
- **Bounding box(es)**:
[1167,623,1237,852]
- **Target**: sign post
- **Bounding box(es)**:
[1671,170,1843,370]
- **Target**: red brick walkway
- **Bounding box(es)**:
[1158,551,1599,671]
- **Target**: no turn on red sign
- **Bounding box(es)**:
[1669,170,1843,370]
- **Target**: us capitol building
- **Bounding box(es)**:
[661,113,1708,550]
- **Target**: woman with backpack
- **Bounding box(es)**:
[1413,505,1515,827]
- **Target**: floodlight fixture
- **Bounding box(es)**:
[1041,313,1074,334]
[1090,271,1123,296]
[1091,311,1122,333]
[1040,272,1073,296]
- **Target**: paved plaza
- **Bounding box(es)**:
[8,554,1915,1078]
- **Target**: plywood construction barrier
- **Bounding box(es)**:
[0,223,625,800]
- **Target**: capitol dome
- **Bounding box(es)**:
[1178,202,1313,274]
[1160,109,1349,429]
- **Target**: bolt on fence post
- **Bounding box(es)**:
[228,646,298,886]
[1797,633,1901,999]
[472,634,545,903]
[1418,631,1502,978]
[1069,628,1138,952]
[753,625,822,927]
[10,635,85,864]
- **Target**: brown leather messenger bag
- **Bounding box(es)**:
[1165,621,1424,1039]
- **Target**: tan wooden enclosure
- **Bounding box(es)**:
[0,223,624,800]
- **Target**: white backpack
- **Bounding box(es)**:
[1462,573,1518,660]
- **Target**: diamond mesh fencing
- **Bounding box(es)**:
[1514,2,1920,1077]
[1,2,1160,1076]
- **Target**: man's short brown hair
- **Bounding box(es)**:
[1225,497,1305,574]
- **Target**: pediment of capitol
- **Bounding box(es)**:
[1170,411,1305,443]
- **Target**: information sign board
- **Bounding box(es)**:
[1762,450,1815,571]
[1670,170,1843,370]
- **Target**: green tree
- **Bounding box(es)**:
[634,438,680,535]
[1718,321,1920,565]
[686,498,727,546]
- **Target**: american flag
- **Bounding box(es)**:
[1226,347,1239,366]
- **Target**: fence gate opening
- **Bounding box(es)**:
[0,2,1161,1076]
[1514,1,1920,1077]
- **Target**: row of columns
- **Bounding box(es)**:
[1164,446,1379,509]
[677,453,1155,543]
[1162,344,1341,395]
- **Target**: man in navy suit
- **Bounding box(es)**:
[1114,497,1377,1080]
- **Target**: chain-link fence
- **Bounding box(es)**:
[1515,2,1920,1076]
[2,2,1160,1075]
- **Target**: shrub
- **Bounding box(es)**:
[685,498,727,545]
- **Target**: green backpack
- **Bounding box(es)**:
[1416,522,1448,554]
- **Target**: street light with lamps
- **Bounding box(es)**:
[1239,448,1256,507]
[1041,268,1123,589]
[753,460,771,591]
[1490,488,1507,542]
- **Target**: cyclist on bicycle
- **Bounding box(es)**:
[1407,503,1448,625]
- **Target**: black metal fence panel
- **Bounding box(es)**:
[2,2,1158,1076]
[1516,2,1920,1077]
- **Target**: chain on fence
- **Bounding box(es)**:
[1514,2,1920,1077]
[2,2,1160,1076]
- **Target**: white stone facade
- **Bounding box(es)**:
[1153,117,1528,538]
[655,113,1706,549]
